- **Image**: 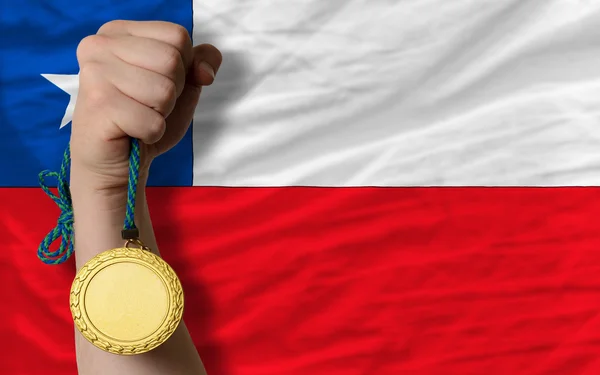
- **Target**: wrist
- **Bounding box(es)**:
[69,164,150,208]
[70,170,150,269]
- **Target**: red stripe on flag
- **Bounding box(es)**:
[2,187,600,374]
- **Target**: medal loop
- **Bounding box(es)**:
[124,238,151,251]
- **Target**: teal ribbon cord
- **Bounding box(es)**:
[38,138,141,264]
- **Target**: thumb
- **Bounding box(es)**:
[154,44,223,156]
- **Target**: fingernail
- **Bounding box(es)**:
[198,61,215,79]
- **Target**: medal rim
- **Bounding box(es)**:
[70,247,184,355]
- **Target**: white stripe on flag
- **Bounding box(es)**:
[192,0,600,186]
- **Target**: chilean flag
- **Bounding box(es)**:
[3,1,600,374]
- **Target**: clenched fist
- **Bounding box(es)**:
[70,20,222,194]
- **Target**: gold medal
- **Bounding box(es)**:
[70,239,184,355]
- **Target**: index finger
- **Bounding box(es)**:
[97,20,193,69]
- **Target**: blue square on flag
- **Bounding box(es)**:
[0,0,194,187]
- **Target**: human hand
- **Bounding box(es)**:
[69,20,222,198]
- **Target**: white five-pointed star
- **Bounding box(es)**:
[41,73,79,129]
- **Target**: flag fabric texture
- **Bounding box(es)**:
[2,1,600,374]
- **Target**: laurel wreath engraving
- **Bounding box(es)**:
[70,247,184,355]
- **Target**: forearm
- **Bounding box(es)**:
[71,173,206,375]
[72,173,160,267]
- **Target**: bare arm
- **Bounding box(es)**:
[66,20,221,374]
[71,173,207,375]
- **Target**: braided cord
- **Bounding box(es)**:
[38,145,73,264]
[38,138,141,264]
[125,138,140,232]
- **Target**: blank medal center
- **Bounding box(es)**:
[85,262,168,341]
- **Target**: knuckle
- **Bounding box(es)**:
[79,64,107,105]
[169,24,190,50]
[97,19,126,34]
[146,113,166,141]
[76,35,107,62]
[78,60,93,76]
[163,46,182,74]
[79,62,102,81]
[98,120,118,143]
[156,76,178,112]
[85,86,109,108]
